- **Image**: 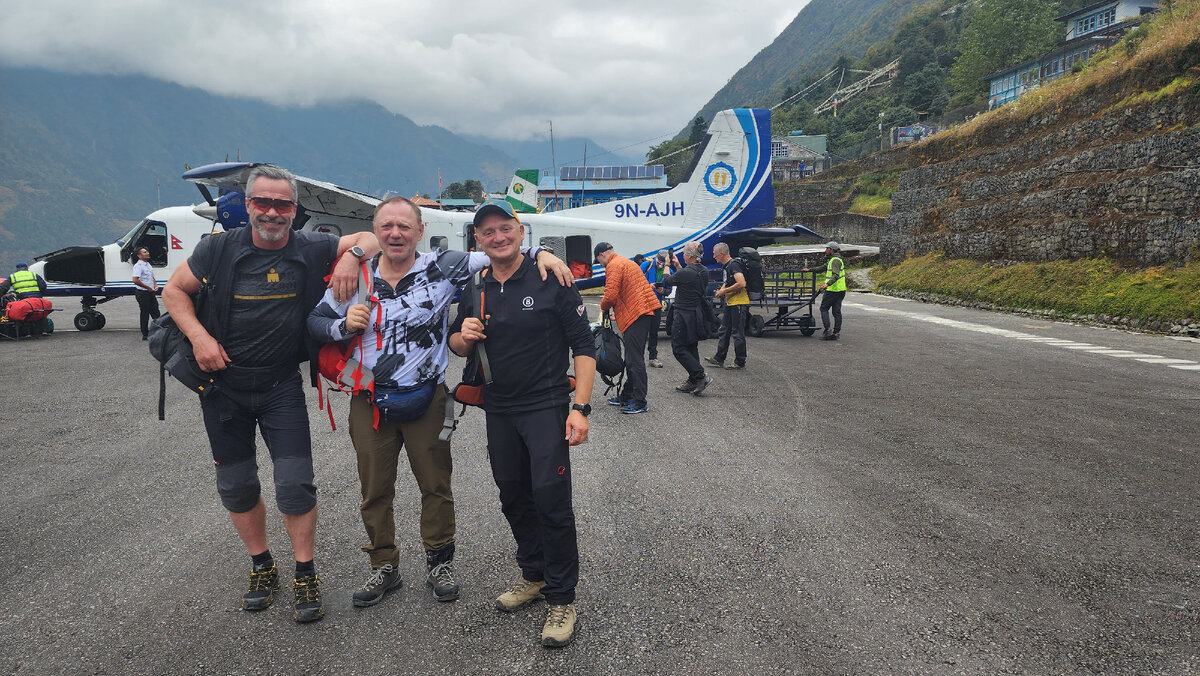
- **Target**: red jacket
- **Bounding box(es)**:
[600,254,661,332]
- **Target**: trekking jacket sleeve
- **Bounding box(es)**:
[307,288,354,343]
[557,284,595,359]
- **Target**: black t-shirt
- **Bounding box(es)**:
[662,263,709,309]
[450,258,595,414]
[188,230,337,369]
[723,259,746,287]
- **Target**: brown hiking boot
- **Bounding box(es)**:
[541,603,577,647]
[495,577,546,612]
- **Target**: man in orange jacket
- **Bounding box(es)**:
[595,242,661,414]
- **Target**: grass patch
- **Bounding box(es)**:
[849,193,892,217]
[875,254,1200,322]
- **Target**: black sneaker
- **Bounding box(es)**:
[675,380,697,393]
[692,375,714,396]
[352,564,403,608]
[293,574,324,623]
[242,562,279,611]
[426,544,460,602]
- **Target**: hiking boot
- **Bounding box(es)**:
[242,562,279,611]
[292,574,324,623]
[648,359,664,368]
[541,603,577,647]
[692,375,714,396]
[620,402,648,414]
[425,543,460,602]
[704,356,723,367]
[352,563,403,608]
[675,380,697,393]
[496,577,546,612]
[724,363,745,370]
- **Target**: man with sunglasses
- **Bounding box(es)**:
[162,164,381,623]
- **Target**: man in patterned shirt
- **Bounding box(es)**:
[308,196,569,606]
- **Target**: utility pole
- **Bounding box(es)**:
[549,120,559,212]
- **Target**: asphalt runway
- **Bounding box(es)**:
[1,294,1197,675]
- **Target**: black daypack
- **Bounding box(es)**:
[593,316,624,395]
[738,247,765,300]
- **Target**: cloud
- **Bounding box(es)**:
[0,0,806,151]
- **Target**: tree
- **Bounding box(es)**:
[439,179,485,202]
[902,64,948,113]
[688,116,707,145]
[949,0,1061,101]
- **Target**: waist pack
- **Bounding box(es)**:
[373,380,439,423]
[148,312,218,419]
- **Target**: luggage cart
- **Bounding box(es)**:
[746,269,819,337]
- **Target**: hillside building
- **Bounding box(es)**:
[986,0,1158,109]
[771,134,830,180]
[538,165,668,212]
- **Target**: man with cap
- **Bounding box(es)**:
[308,196,569,607]
[448,199,596,648]
[1,262,47,300]
[805,242,847,340]
[594,242,661,414]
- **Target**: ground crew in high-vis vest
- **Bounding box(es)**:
[808,242,846,341]
[1,263,47,299]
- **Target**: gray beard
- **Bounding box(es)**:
[253,219,288,242]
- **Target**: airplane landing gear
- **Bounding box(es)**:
[74,310,105,331]
[74,295,108,331]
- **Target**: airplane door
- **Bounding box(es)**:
[121,219,169,267]
[464,223,477,252]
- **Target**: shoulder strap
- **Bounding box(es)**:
[474,269,493,384]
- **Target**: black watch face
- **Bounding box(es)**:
[574,403,591,416]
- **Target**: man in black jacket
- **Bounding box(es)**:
[162,165,380,623]
[449,201,596,648]
[662,241,713,396]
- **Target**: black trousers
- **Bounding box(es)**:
[618,314,654,406]
[135,289,160,337]
[714,304,747,366]
[485,406,578,605]
[647,308,661,360]
[820,290,845,333]
[671,321,705,382]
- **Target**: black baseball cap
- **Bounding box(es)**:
[593,242,613,263]
[473,198,520,228]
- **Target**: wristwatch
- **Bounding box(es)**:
[571,403,591,416]
[348,245,366,259]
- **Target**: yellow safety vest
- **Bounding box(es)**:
[825,257,846,293]
[9,270,41,296]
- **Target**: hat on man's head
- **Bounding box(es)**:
[15,262,28,269]
[825,241,840,252]
[472,198,520,228]
[593,242,614,264]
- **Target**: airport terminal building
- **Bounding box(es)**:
[537,165,668,212]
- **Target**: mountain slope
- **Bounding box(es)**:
[0,67,521,271]
[687,0,929,129]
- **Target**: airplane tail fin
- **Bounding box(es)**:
[672,108,774,236]
[505,169,540,213]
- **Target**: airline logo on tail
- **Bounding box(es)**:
[505,169,540,213]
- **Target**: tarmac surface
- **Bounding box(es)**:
[1,294,1197,675]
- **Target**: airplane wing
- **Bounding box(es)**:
[720,224,824,248]
[182,162,380,221]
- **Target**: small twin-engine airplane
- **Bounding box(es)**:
[29,108,822,330]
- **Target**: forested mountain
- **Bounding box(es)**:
[0,67,615,272]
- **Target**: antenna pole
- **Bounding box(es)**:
[580,142,587,206]
[549,120,559,211]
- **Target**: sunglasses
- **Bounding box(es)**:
[247,196,297,214]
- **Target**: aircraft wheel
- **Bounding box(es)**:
[74,311,100,331]
[95,313,107,329]
[747,315,765,338]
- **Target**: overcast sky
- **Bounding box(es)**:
[0,0,807,154]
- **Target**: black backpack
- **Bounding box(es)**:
[738,247,765,300]
[592,317,624,394]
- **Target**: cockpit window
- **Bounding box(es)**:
[118,219,148,246]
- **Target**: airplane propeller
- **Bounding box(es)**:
[196,183,217,207]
